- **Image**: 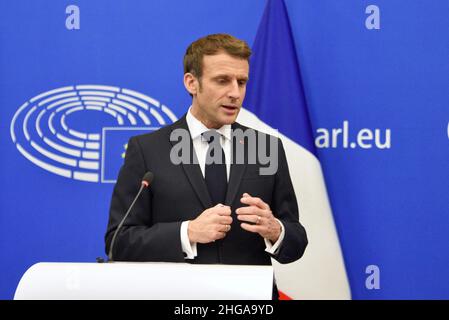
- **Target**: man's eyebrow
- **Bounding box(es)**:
[211,74,248,81]
[212,74,231,79]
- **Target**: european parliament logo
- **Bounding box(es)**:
[10,85,177,183]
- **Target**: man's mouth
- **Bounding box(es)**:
[221,105,238,111]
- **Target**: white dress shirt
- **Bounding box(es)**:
[181,107,285,259]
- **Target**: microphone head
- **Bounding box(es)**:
[141,171,154,187]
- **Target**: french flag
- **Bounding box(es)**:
[237,0,351,299]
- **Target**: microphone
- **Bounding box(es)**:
[107,171,154,262]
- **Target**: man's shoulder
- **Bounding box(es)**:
[232,121,281,142]
[130,115,186,145]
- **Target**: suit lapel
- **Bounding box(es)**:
[168,115,212,209]
[224,122,247,206]
[224,164,246,206]
[168,115,248,208]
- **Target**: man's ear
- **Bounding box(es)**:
[183,73,198,96]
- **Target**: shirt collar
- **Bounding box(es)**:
[186,106,231,141]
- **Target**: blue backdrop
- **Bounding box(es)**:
[1,0,448,299]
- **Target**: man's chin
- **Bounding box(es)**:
[219,108,240,123]
[220,115,238,126]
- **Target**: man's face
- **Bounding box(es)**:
[187,52,249,129]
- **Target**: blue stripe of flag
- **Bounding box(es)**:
[244,0,316,156]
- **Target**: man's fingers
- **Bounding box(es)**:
[240,223,262,234]
[218,216,233,225]
[236,206,271,219]
[236,206,259,216]
[237,214,264,225]
[215,206,232,216]
[208,205,231,216]
[240,195,270,210]
[216,231,226,240]
[218,224,231,232]
[215,203,226,207]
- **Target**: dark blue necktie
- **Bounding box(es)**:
[203,130,227,205]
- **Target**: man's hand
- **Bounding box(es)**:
[236,193,281,243]
[188,204,233,244]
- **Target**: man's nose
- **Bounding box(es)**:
[227,80,241,100]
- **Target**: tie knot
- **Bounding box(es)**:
[202,130,222,144]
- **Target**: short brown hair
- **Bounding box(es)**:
[183,33,251,78]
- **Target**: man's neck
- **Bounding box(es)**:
[190,105,221,129]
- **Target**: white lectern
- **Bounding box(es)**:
[14,262,273,300]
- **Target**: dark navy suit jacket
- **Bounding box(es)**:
[105,114,307,268]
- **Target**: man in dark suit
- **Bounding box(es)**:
[105,34,307,297]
